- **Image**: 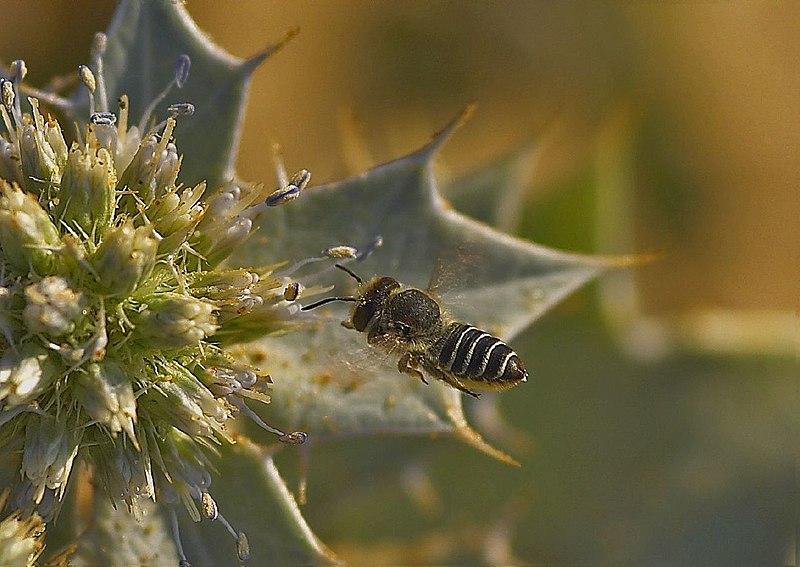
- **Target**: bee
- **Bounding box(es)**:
[302,264,528,398]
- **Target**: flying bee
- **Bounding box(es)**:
[302,265,528,398]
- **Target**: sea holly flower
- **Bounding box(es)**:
[0,1,633,564]
[0,4,314,563]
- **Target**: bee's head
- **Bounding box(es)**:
[300,265,398,333]
[352,276,399,332]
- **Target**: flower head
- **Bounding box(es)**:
[0,42,318,560]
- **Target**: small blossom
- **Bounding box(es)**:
[146,181,205,254]
[110,95,142,171]
[116,119,177,212]
[43,113,68,166]
[191,181,273,267]
[21,414,81,504]
[0,180,63,275]
[156,427,214,521]
[132,293,218,348]
[89,220,158,296]
[90,437,154,520]
[0,489,45,566]
[18,99,60,197]
[0,135,23,185]
[189,269,264,322]
[0,343,58,408]
[55,144,116,239]
[73,360,137,443]
[23,276,86,337]
[193,351,265,400]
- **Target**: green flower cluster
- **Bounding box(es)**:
[0,44,311,557]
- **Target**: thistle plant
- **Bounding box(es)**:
[0,29,320,567]
[0,2,630,565]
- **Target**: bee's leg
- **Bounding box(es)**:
[421,361,480,399]
[443,375,480,399]
[398,352,428,384]
[366,329,394,346]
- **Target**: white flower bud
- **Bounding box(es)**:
[153,142,181,192]
[191,181,272,267]
[133,293,218,348]
[0,136,23,186]
[21,413,81,503]
[0,343,58,407]
[145,378,218,439]
[192,352,264,399]
[210,274,301,344]
[23,276,86,337]
[146,182,205,254]
[116,119,177,211]
[0,181,63,275]
[55,145,116,239]
[74,360,137,443]
[194,216,252,267]
[115,134,161,209]
[18,102,59,196]
[43,114,68,165]
[190,269,260,300]
[89,221,158,296]
[0,489,45,566]
[92,439,154,513]
[189,269,265,323]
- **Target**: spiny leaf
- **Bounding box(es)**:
[177,438,341,566]
[443,138,540,232]
[69,439,341,566]
[73,497,180,566]
[99,0,292,189]
[236,109,623,455]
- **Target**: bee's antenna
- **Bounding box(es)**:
[335,263,363,284]
[301,296,357,311]
[302,263,364,311]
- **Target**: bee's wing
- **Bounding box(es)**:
[426,256,447,294]
[426,244,479,294]
[367,332,406,356]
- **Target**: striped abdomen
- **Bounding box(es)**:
[436,323,528,390]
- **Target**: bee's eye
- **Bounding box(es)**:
[352,298,376,332]
[352,277,400,332]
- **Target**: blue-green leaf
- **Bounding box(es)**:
[236,110,622,458]
[98,0,285,189]
[177,439,341,566]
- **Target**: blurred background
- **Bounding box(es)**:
[3,2,798,565]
